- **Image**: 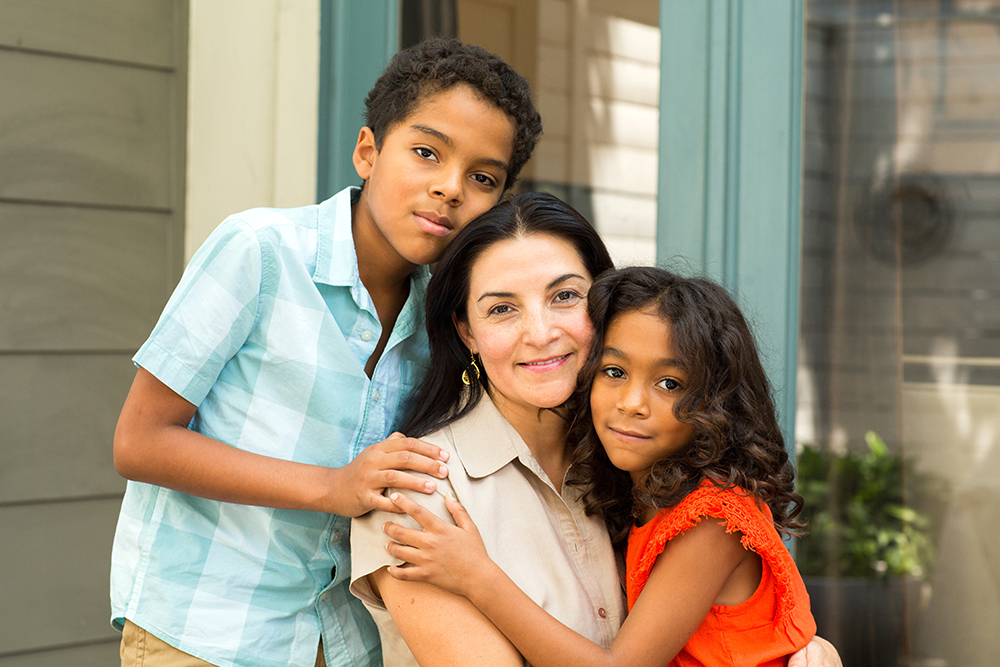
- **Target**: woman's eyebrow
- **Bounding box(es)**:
[477,291,515,303]
[547,273,587,289]
[476,274,587,304]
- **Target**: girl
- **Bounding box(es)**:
[383,265,817,667]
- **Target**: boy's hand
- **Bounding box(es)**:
[333,433,450,517]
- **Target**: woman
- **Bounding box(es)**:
[350,192,839,666]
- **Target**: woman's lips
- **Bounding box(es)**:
[518,354,571,372]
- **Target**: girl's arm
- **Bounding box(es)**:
[384,493,749,667]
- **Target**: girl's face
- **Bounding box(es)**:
[456,233,594,428]
[589,308,696,484]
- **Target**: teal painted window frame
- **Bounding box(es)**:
[317,0,400,202]
[657,0,805,447]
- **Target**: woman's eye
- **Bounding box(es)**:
[657,378,682,392]
[488,304,512,316]
[554,289,581,303]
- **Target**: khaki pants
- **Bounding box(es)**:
[120,620,326,667]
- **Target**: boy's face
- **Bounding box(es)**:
[352,83,516,268]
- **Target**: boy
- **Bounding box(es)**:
[110,38,542,667]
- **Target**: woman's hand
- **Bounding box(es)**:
[789,636,843,667]
[383,492,497,599]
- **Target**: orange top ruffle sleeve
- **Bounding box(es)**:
[626,483,816,667]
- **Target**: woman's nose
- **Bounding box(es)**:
[521,309,558,347]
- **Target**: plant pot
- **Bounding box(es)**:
[805,576,923,667]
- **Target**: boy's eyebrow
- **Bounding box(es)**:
[476,274,587,303]
[410,124,510,174]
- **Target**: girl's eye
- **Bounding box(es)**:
[472,173,498,188]
[487,304,512,316]
[601,366,626,380]
[414,147,436,161]
[657,378,683,392]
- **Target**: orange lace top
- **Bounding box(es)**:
[625,483,816,667]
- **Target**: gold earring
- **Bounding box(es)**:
[461,351,481,386]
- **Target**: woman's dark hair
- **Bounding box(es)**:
[364,37,542,190]
[403,192,615,438]
[567,266,805,546]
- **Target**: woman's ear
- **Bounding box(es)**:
[353,127,377,181]
[453,312,477,354]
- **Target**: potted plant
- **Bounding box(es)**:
[796,431,945,667]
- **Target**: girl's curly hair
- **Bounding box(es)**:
[566,266,805,547]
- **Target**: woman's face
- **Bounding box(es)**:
[456,233,594,423]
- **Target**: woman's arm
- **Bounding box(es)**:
[370,567,525,666]
[384,493,748,667]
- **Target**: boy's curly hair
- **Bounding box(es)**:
[364,38,542,190]
[567,266,805,547]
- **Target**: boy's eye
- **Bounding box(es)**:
[472,173,498,188]
[414,147,436,160]
[601,366,626,380]
[657,378,683,392]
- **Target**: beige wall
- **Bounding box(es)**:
[457,0,661,267]
[185,0,320,261]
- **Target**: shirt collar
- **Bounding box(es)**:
[314,186,362,287]
[448,396,553,484]
[312,185,431,302]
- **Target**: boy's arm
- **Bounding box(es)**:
[112,367,450,516]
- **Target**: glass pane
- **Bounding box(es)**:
[798,1,1000,666]
[453,0,660,267]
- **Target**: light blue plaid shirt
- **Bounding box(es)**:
[110,187,429,667]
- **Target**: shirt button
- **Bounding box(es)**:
[598,607,607,619]
[332,531,341,541]
[361,330,373,341]
[374,390,381,402]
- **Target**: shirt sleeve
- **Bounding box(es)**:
[133,216,263,406]
[349,474,458,610]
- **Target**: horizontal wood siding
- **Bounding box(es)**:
[0,0,186,661]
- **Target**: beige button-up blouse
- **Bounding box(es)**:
[350,395,626,666]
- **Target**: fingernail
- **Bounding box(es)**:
[424,481,436,492]
[438,464,448,477]
[439,451,450,462]
[390,492,399,501]
[448,490,457,501]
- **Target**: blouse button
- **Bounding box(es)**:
[598,607,607,619]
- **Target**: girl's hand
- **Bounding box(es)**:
[789,636,843,667]
[383,492,496,599]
